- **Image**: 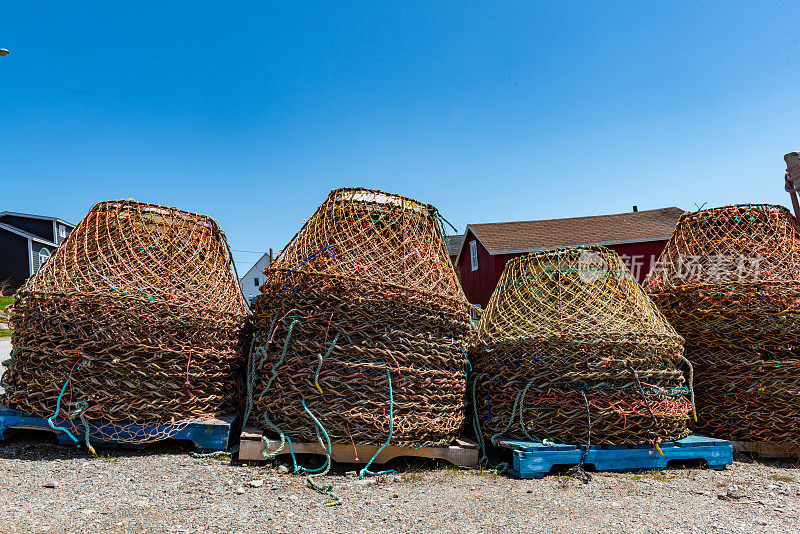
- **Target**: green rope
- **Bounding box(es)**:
[244,312,279,434]
[459,344,472,374]
[242,336,259,432]
[359,369,398,479]
[70,400,96,455]
[470,373,507,473]
[48,358,87,445]
[518,379,540,442]
[471,374,489,462]
[490,390,523,446]
[314,334,339,395]
[260,319,299,459]
[48,377,80,444]
[680,355,697,423]
[299,399,341,506]
[191,446,238,459]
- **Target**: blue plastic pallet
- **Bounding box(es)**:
[496,435,733,479]
[0,405,235,453]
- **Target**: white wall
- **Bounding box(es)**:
[239,252,272,305]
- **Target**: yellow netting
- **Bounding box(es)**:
[471,245,691,445]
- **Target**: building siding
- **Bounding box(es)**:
[239,252,273,306]
[55,223,72,245]
[30,242,53,275]
[456,230,498,309]
[0,230,31,294]
[0,215,55,243]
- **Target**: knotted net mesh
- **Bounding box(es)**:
[248,187,471,447]
[471,246,692,445]
[646,204,800,442]
[1,200,248,444]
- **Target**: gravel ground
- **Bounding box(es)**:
[1,340,799,532]
[0,435,799,533]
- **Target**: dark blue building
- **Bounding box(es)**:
[0,212,74,294]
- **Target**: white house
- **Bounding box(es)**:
[240,250,273,305]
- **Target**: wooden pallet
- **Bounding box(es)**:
[0,405,235,453]
[239,427,479,467]
[495,435,733,479]
[732,441,800,459]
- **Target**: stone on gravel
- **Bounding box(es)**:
[236,486,246,495]
[248,479,264,488]
[43,481,59,488]
[277,464,289,474]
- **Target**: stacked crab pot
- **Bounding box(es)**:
[248,188,471,447]
[646,204,800,442]
[1,200,248,443]
[471,246,692,445]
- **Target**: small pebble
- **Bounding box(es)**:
[277,465,290,475]
[43,481,59,489]
[248,479,264,488]
[236,486,246,495]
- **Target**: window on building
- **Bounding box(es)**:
[254,277,260,286]
[58,225,67,238]
[470,240,478,271]
[38,248,51,267]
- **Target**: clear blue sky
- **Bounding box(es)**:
[2,2,798,270]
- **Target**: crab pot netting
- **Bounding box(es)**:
[249,188,471,447]
[646,204,800,442]
[471,246,692,446]
[1,200,248,443]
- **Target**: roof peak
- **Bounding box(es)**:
[470,206,684,228]
[0,211,75,227]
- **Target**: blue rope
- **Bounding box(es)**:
[48,378,79,444]
[296,399,331,474]
[281,246,336,291]
[359,369,397,478]
[296,399,342,505]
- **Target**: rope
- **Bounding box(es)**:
[259,319,299,459]
[47,377,80,444]
[470,373,508,474]
[680,355,697,422]
[299,399,341,506]
[314,334,339,395]
[566,391,592,484]
[627,361,663,456]
[71,400,96,456]
[359,369,398,479]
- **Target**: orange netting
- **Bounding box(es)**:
[1,200,248,445]
[646,204,800,442]
[247,187,471,447]
[471,246,692,446]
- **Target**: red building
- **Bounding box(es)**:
[454,207,684,308]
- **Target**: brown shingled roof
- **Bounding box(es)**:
[445,234,464,256]
[466,207,685,255]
